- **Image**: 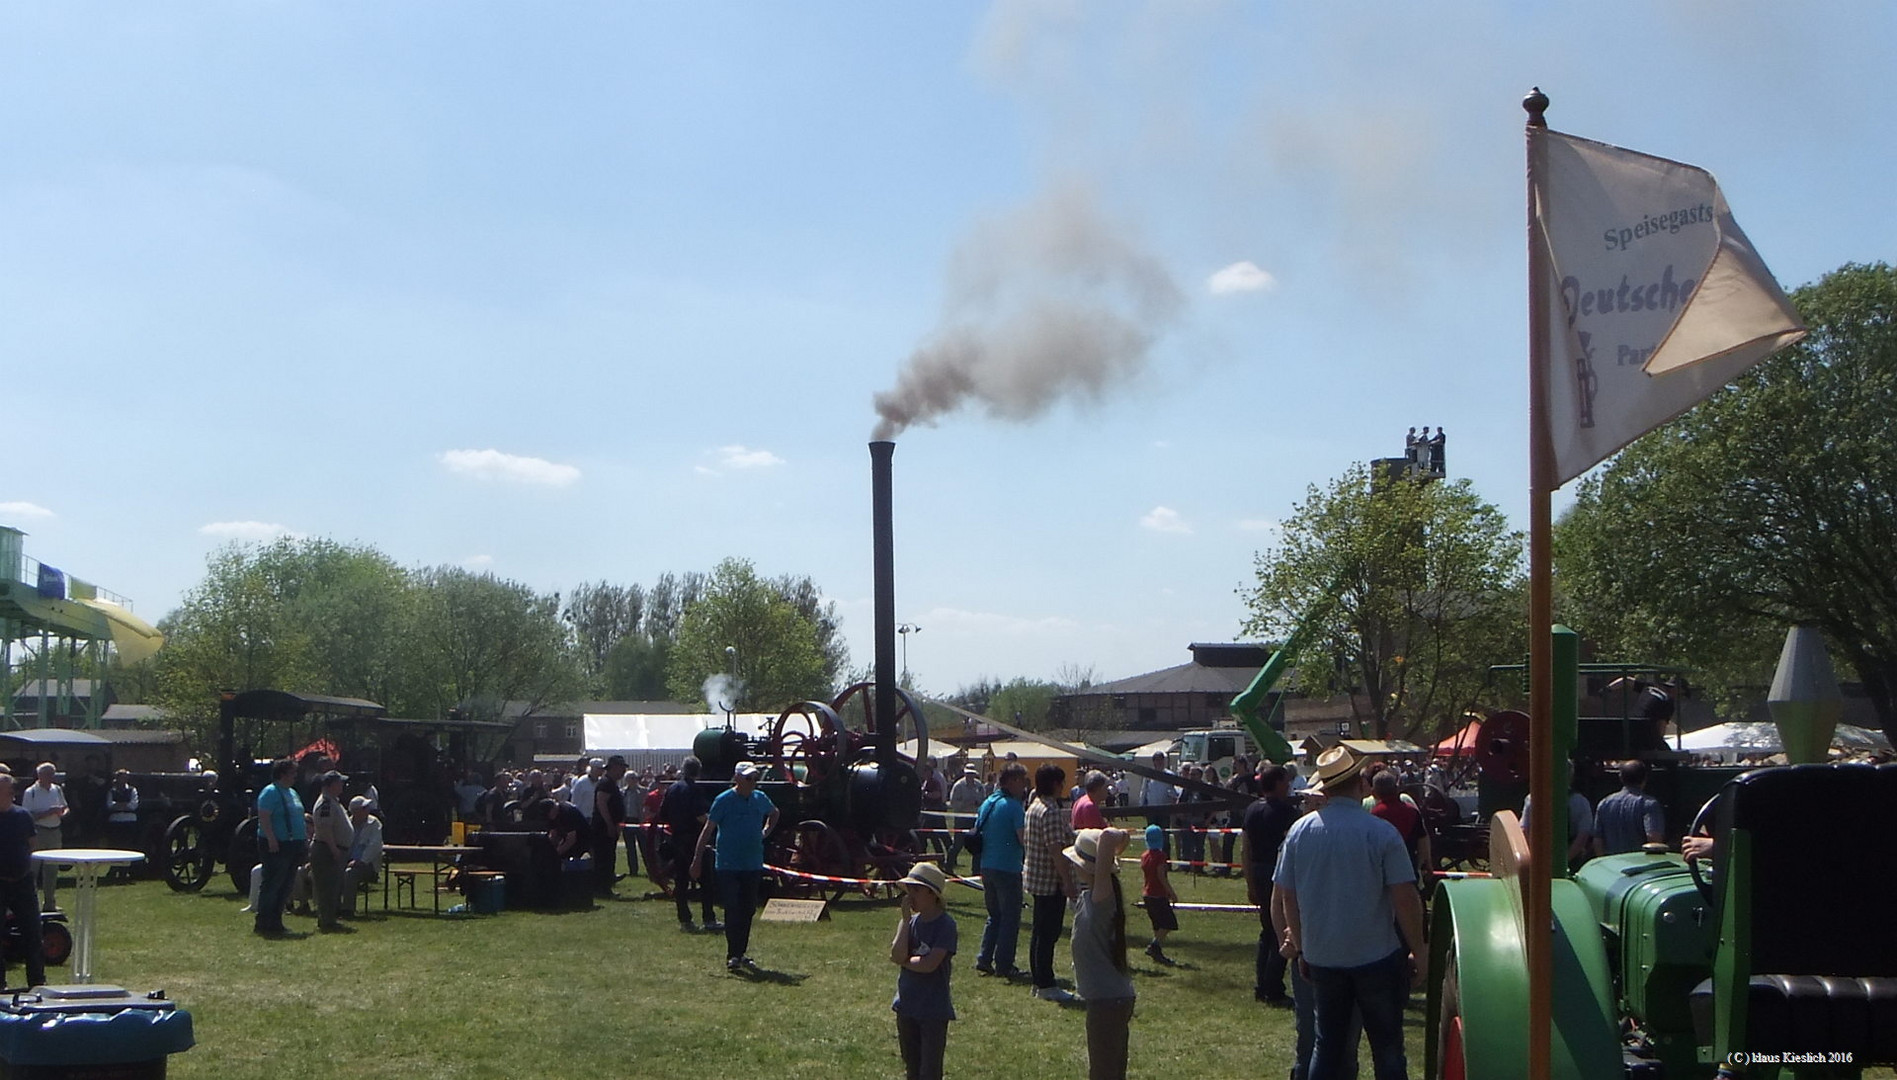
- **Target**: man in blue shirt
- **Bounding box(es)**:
[1275,745,1426,1080]
[255,758,307,936]
[1593,760,1665,856]
[973,762,1029,978]
[693,761,779,971]
[0,775,44,989]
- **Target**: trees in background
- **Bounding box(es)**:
[665,558,831,711]
[1241,463,1524,743]
[1557,263,1897,746]
[153,539,584,748]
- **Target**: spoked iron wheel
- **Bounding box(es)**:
[162,816,215,893]
[1435,950,1466,1080]
[769,819,854,903]
[40,922,72,968]
[863,828,926,894]
[227,818,260,896]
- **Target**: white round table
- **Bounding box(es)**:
[31,848,144,984]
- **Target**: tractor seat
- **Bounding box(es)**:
[1690,763,1897,1064]
[1690,975,1897,1062]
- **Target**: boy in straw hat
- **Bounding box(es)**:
[890,861,957,1080]
[1273,744,1427,1080]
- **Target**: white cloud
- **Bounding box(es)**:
[1207,260,1277,296]
[199,521,299,541]
[714,445,786,470]
[1237,517,1283,535]
[461,554,494,568]
[1140,506,1193,534]
[0,502,54,520]
[693,465,719,477]
[437,449,581,487]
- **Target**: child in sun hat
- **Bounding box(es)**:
[1139,824,1180,964]
[1067,827,1135,1080]
[890,861,957,1080]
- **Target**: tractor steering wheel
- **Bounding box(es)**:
[1685,791,1722,905]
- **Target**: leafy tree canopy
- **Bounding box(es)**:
[1556,262,1897,745]
[665,558,833,711]
[1242,463,1525,743]
[153,538,581,751]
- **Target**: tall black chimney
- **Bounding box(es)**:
[870,440,897,754]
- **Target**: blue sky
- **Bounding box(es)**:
[4,2,1893,695]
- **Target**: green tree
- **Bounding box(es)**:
[1242,463,1525,743]
[562,581,645,692]
[773,572,849,689]
[401,568,583,722]
[601,633,672,701]
[154,540,585,752]
[666,558,829,710]
[986,677,1062,731]
[1556,262,1897,745]
[153,541,324,750]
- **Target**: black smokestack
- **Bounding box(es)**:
[870,440,897,755]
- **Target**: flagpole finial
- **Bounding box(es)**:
[1524,87,1549,128]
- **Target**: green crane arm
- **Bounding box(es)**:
[1230,591,1338,765]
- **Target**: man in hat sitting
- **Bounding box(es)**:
[1273,744,1426,1080]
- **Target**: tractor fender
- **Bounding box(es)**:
[1427,878,1621,1080]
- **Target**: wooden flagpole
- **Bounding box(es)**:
[1523,85,1554,1080]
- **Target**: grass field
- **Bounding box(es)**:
[60,855,1895,1080]
[70,857,1409,1080]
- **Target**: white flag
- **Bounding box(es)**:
[1533,129,1805,487]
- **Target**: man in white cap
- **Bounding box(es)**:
[944,765,986,874]
[1273,744,1425,1080]
[692,761,779,971]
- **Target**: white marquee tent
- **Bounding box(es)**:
[582,713,777,762]
[1677,720,1890,761]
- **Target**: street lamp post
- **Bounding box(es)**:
[897,623,921,683]
[722,645,738,723]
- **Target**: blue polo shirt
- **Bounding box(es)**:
[708,787,776,871]
[257,783,307,843]
[1273,797,1414,969]
[977,791,1026,874]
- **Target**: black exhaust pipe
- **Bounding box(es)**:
[870,440,897,758]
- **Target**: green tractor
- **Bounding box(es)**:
[1427,626,1897,1079]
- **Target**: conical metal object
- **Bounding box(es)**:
[1766,625,1842,764]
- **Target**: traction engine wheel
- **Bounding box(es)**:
[162,815,215,893]
[864,828,925,892]
[1436,949,1466,1080]
[1476,710,1531,785]
[770,704,843,788]
[770,819,853,903]
[228,817,260,896]
[40,921,72,968]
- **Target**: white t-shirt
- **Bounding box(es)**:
[570,775,598,817]
[21,782,66,829]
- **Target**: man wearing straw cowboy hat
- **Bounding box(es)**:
[1274,744,1427,1080]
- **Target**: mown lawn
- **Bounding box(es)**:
[53,856,1897,1079]
[74,857,1399,1080]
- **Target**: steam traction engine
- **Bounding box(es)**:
[686,441,927,901]
[690,681,926,900]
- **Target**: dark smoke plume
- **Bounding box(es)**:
[872,181,1183,440]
